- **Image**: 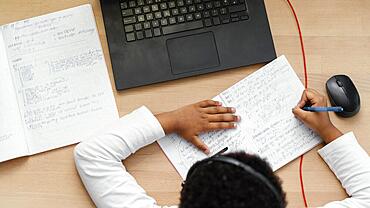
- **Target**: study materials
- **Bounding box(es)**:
[101,0,276,90]
[303,107,344,112]
[158,55,322,179]
[0,4,118,162]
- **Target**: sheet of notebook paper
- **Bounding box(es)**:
[0,4,118,155]
[158,55,322,179]
[0,32,29,161]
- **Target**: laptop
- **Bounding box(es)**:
[101,0,276,90]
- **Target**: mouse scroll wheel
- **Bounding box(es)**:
[336,80,344,87]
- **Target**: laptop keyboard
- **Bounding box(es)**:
[120,0,249,42]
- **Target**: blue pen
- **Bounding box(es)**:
[302,106,344,112]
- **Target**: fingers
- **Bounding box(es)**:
[207,122,236,131]
[207,114,240,122]
[198,100,221,108]
[189,135,210,154]
[297,89,325,108]
[292,106,309,122]
[203,106,236,114]
[297,90,309,108]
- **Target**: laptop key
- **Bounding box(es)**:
[145,29,153,38]
[228,4,245,13]
[204,18,212,27]
[126,33,135,41]
[152,20,160,27]
[161,19,168,26]
[222,18,230,23]
[160,2,168,9]
[186,14,193,21]
[135,23,143,30]
[124,25,134,32]
[153,28,161,36]
[172,8,179,15]
[135,8,142,14]
[120,2,128,9]
[143,6,150,13]
[189,5,196,12]
[143,22,151,29]
[220,8,227,14]
[178,15,185,22]
[154,11,162,19]
[146,13,154,20]
[211,9,218,16]
[122,9,134,17]
[163,10,171,17]
[169,17,177,24]
[196,4,204,11]
[137,0,144,6]
[177,0,185,7]
[138,15,145,22]
[129,1,136,7]
[203,11,210,18]
[230,13,238,18]
[162,20,203,35]
[151,4,159,11]
[241,15,249,20]
[194,12,202,19]
[213,17,220,25]
[136,31,144,40]
[168,1,176,8]
[123,16,136,24]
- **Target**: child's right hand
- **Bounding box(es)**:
[292,89,343,144]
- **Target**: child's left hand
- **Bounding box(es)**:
[155,100,240,154]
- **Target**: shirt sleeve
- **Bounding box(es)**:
[318,132,370,208]
[74,106,166,208]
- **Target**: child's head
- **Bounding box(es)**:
[179,152,287,208]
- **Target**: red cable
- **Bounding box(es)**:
[286,0,309,207]
[286,0,308,89]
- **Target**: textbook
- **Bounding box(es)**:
[0,5,118,162]
[158,56,322,179]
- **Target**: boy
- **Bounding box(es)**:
[74,89,370,208]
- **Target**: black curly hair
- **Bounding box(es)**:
[179,152,287,208]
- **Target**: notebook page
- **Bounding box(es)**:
[0,30,29,162]
[1,4,119,154]
[158,56,322,179]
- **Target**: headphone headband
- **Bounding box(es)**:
[183,155,284,208]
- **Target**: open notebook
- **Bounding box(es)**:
[0,5,118,162]
[158,56,322,179]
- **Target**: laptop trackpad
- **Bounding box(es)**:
[167,32,220,75]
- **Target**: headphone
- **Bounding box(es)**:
[182,155,284,208]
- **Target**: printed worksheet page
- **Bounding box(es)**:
[1,4,118,154]
[0,31,29,162]
[158,56,322,179]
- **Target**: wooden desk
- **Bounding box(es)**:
[0,0,369,207]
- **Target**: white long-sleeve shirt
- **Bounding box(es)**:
[74,106,370,208]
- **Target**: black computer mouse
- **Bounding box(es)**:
[326,75,361,117]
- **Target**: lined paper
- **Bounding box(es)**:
[1,4,118,155]
[158,56,321,179]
